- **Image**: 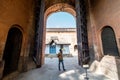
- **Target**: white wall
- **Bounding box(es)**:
[45,45,49,54]
[46,29,77,55]
[63,45,70,54]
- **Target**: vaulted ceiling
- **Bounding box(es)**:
[45,0,75,10]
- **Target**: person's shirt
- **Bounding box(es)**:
[57,52,63,60]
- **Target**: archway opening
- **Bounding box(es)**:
[3,27,23,76]
[33,2,90,67]
[101,26,119,56]
[45,11,77,62]
[45,11,77,55]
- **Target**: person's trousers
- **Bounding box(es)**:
[58,60,65,70]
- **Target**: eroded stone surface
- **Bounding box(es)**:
[90,55,120,80]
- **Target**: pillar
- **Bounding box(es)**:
[34,0,45,67]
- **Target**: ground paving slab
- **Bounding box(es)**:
[16,57,111,80]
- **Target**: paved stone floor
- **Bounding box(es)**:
[16,57,111,80]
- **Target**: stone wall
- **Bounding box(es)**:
[88,1,120,79]
[90,0,120,58]
[0,0,35,79]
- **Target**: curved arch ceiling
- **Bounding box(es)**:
[45,3,76,19]
[45,0,75,10]
[44,3,76,26]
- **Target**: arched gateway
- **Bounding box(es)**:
[0,0,120,80]
[33,0,90,67]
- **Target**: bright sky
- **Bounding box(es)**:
[46,12,76,28]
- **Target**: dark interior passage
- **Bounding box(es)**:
[3,27,23,76]
[101,26,119,56]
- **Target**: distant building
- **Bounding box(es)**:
[45,28,78,56]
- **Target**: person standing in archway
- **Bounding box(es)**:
[57,48,66,71]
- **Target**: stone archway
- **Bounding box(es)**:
[34,0,90,67]
[44,3,76,22]
[101,26,119,56]
[3,27,23,76]
[44,3,76,57]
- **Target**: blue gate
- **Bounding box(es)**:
[50,45,56,54]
